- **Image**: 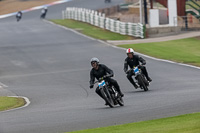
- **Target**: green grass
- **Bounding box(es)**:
[67,112,200,133]
[51,19,134,40]
[119,38,200,67]
[0,96,26,111]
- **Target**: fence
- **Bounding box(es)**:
[176,15,200,30]
[62,7,145,38]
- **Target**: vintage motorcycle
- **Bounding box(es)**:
[16,11,22,22]
[132,65,149,91]
[94,76,124,108]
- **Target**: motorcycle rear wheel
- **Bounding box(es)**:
[117,96,124,106]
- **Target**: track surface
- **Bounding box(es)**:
[0,0,200,133]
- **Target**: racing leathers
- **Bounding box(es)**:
[124,55,151,88]
[90,64,123,98]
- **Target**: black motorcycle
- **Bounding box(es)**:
[40,8,47,19]
[16,11,22,22]
[93,76,124,108]
[16,16,21,22]
[132,65,149,91]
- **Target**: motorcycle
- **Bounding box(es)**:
[40,13,46,19]
[132,65,149,91]
[40,8,47,19]
[16,16,21,22]
[93,76,124,108]
[16,12,22,22]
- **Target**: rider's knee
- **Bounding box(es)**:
[126,74,132,79]
[95,87,100,94]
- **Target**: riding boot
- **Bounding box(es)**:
[113,82,124,97]
[141,66,152,82]
[127,76,138,89]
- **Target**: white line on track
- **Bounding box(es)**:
[0,82,8,88]
[46,20,200,70]
[0,0,72,19]
[104,40,200,70]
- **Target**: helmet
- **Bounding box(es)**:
[90,57,99,64]
[126,48,134,54]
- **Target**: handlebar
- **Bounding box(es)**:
[126,65,143,74]
[92,74,113,85]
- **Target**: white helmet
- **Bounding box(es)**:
[90,57,99,64]
[126,48,134,54]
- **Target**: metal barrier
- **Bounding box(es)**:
[176,15,200,30]
[62,7,145,38]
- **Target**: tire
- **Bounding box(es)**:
[111,86,124,106]
[41,14,45,19]
[142,75,149,86]
[117,96,124,106]
[137,75,148,91]
[100,87,114,108]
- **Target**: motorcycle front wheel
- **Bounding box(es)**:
[100,87,114,108]
[137,75,148,91]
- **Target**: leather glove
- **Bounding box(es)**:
[90,85,94,89]
[103,75,108,79]
[99,77,104,81]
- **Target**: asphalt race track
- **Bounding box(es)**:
[0,0,200,133]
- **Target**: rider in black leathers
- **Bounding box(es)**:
[41,7,48,19]
[124,48,152,89]
[89,57,124,103]
[16,11,22,22]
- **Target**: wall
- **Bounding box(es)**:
[147,26,181,37]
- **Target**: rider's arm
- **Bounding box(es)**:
[124,58,128,73]
[102,64,114,77]
[89,70,95,86]
[138,56,146,65]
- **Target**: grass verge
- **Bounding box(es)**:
[119,37,200,67]
[0,96,26,111]
[51,19,134,40]
[67,112,200,133]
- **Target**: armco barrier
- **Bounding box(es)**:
[63,7,145,38]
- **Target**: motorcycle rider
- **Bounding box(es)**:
[124,48,152,89]
[41,7,48,19]
[16,11,22,22]
[89,57,124,104]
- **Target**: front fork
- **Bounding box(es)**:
[135,75,140,86]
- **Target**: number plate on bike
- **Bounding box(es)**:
[134,67,139,74]
[98,80,105,87]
